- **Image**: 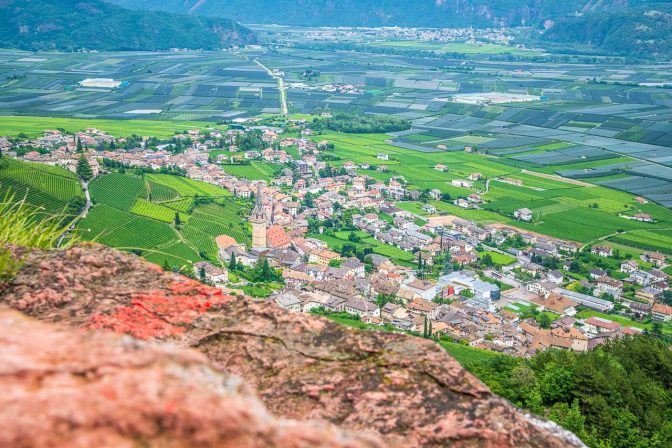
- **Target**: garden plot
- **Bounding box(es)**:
[513,147,615,165]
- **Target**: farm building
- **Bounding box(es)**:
[79,78,122,89]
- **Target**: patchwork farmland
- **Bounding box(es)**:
[79,171,251,268]
[2,29,672,260]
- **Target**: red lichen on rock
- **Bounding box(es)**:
[0,308,383,448]
[89,280,232,339]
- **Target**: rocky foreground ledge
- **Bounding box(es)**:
[1,245,586,448]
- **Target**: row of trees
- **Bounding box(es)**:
[311,113,411,134]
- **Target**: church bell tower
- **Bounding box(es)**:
[250,183,268,249]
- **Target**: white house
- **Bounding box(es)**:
[344,298,380,318]
[193,262,228,285]
[514,208,533,222]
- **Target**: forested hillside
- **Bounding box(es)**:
[542,4,672,58]
[107,0,636,27]
[107,0,672,58]
[0,0,256,51]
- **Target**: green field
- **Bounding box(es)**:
[90,173,146,211]
[131,198,188,224]
[315,131,672,251]
[222,162,285,181]
[0,158,83,214]
[369,41,539,56]
[0,116,223,138]
[311,230,414,265]
[147,180,179,202]
[79,172,249,268]
[479,251,516,266]
[161,197,194,213]
[146,174,232,197]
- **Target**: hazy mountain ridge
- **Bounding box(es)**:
[107,0,634,27]
[105,0,672,57]
[0,0,256,51]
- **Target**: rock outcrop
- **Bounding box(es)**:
[1,245,586,447]
[0,308,382,448]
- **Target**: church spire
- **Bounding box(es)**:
[251,183,267,221]
[255,183,263,208]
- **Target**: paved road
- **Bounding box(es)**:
[56,179,91,246]
[254,60,288,116]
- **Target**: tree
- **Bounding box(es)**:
[162,259,170,272]
[174,212,181,228]
[537,313,552,329]
[199,266,206,281]
[662,290,672,306]
[76,136,83,153]
[76,156,93,181]
[229,253,238,271]
[303,191,315,208]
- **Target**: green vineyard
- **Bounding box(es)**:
[147,180,179,202]
[146,174,232,197]
[77,171,250,268]
[0,158,82,214]
[131,198,188,224]
[90,173,146,211]
[161,197,194,213]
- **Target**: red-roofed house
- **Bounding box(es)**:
[266,224,291,249]
[583,317,620,336]
[652,303,672,322]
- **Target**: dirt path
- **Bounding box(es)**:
[254,59,288,116]
[57,179,91,247]
[580,226,672,252]
[521,169,596,187]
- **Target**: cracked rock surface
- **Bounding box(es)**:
[0,308,383,448]
[1,245,586,448]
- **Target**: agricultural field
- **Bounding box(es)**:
[367,41,539,56]
[3,32,672,260]
[130,198,188,224]
[221,162,286,181]
[478,251,516,266]
[79,172,250,268]
[145,174,231,197]
[0,116,222,138]
[0,49,278,123]
[317,131,672,252]
[311,230,415,265]
[0,158,83,214]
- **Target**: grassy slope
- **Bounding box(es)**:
[79,172,249,268]
[0,116,223,138]
[0,157,83,214]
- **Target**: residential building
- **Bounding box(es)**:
[652,303,672,322]
[583,317,620,336]
[591,245,613,257]
[193,262,228,285]
[344,298,380,318]
[514,208,533,222]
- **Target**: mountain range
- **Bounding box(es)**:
[0,0,256,51]
[105,0,672,58]
[106,0,636,27]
